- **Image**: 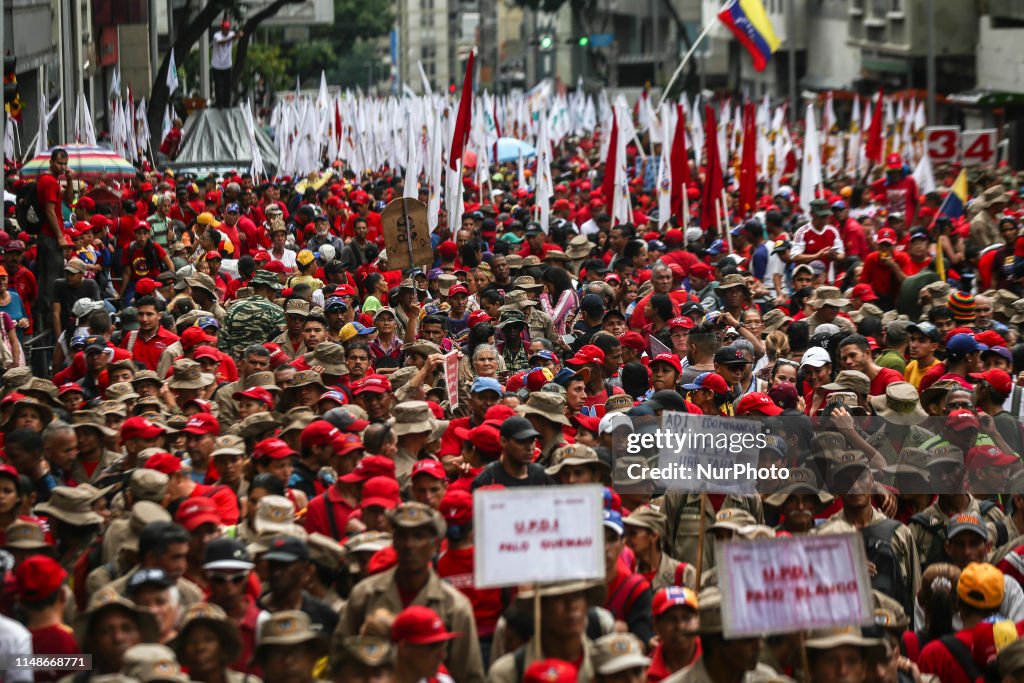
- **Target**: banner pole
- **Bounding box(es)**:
[533,586,542,660]
[695,493,707,588]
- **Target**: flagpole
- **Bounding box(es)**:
[658,21,717,109]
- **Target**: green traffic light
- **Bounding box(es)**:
[540,36,553,49]
[578,36,589,46]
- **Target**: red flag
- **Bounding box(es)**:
[601,109,619,205]
[334,100,343,146]
[700,104,724,235]
[864,89,885,165]
[738,102,757,218]
[669,104,691,221]
[449,52,475,171]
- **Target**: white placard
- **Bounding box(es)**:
[961,129,998,167]
[925,126,960,164]
[718,534,873,638]
[473,485,605,588]
[652,411,765,493]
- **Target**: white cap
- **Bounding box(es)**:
[815,323,841,337]
[318,244,336,262]
[599,412,633,436]
[801,347,832,368]
[684,227,703,243]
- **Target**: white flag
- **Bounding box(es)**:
[655,104,672,227]
[912,150,936,194]
[799,104,822,215]
[167,49,179,96]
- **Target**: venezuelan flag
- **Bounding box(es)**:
[941,170,969,219]
[717,0,781,72]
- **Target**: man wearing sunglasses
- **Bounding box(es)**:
[203,537,264,674]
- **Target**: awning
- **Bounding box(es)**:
[947,89,1024,107]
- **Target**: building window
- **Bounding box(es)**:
[419,0,433,9]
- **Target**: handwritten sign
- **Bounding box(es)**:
[444,350,460,410]
[381,197,431,270]
[474,485,605,588]
[651,411,765,493]
[718,534,872,637]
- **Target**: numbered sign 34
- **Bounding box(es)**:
[962,129,998,167]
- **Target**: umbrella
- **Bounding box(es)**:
[20,144,136,179]
[491,137,537,163]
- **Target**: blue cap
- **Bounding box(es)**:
[553,367,586,386]
[225,203,240,213]
[983,345,1013,363]
[325,297,348,312]
[470,377,503,395]
[530,350,556,364]
[729,224,744,237]
[197,316,219,330]
[706,239,724,255]
[351,322,377,336]
[947,333,981,357]
[830,200,846,210]
[681,371,713,391]
[71,334,88,348]
[648,239,666,251]
[603,509,624,536]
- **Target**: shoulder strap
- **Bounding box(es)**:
[126,330,138,353]
[606,573,646,620]
[1012,385,1023,417]
[322,491,341,540]
[939,634,983,682]
[514,646,529,682]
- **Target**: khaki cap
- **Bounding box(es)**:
[869,382,927,425]
[167,359,214,390]
[545,443,609,477]
[517,391,570,426]
[106,382,140,403]
[122,643,188,683]
[707,508,756,533]
[130,468,170,503]
[623,505,667,538]
[821,370,870,396]
[256,610,328,655]
[387,502,446,537]
[592,633,651,675]
[35,486,104,526]
[335,635,394,668]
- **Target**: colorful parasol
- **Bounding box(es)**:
[19,144,137,179]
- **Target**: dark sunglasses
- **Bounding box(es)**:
[209,572,248,584]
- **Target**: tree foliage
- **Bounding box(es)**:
[241,43,290,93]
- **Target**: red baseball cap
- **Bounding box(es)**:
[975,330,1008,349]
[735,392,784,416]
[232,386,275,409]
[360,476,401,510]
[966,445,1018,470]
[945,409,981,432]
[144,452,183,475]
[391,605,461,644]
[352,374,392,395]
[300,421,341,448]
[438,241,458,259]
[876,228,898,245]
[447,284,469,297]
[566,344,605,367]
[468,310,492,328]
[181,326,216,349]
[253,438,295,461]
[193,345,220,362]
[183,413,220,437]
[969,369,1013,397]
[121,416,166,441]
[523,660,578,683]
[264,260,287,274]
[850,284,878,302]
[617,331,646,353]
[439,489,472,526]
[175,497,220,531]
[652,585,699,617]
[335,433,365,456]
[886,153,903,170]
[15,556,67,601]
[262,342,289,368]
[58,382,84,396]
[668,317,694,330]
[339,455,396,483]
[135,278,160,297]
[650,353,682,375]
[411,459,446,481]
[682,372,731,396]
[689,262,714,280]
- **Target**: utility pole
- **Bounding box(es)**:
[201,1,211,102]
[926,0,936,124]
[148,0,159,99]
[787,0,796,127]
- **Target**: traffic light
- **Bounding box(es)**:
[3,56,20,121]
[578,36,589,46]
[539,34,554,51]
[448,82,456,94]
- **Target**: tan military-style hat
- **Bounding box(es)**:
[388,502,446,537]
[517,391,570,426]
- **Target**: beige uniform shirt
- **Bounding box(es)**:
[825,507,921,603]
[333,567,485,683]
[661,493,764,571]
[664,656,794,683]
[488,637,594,683]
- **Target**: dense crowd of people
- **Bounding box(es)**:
[0,130,1022,683]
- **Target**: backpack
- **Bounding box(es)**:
[980,499,1010,547]
[15,181,45,234]
[862,519,914,618]
[909,513,949,567]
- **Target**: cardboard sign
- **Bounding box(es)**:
[925,126,960,164]
[474,485,605,588]
[444,350,460,410]
[381,197,431,271]
[718,533,873,637]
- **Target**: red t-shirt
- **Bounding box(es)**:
[30,623,79,683]
[123,241,169,281]
[917,361,948,393]
[343,212,383,243]
[859,251,912,298]
[435,545,505,637]
[871,175,919,225]
[869,367,904,397]
[35,173,62,239]
[647,641,701,682]
[190,483,240,525]
[303,486,355,540]
[121,327,179,371]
